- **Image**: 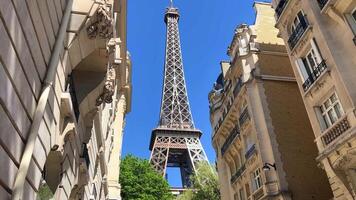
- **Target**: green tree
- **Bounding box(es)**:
[119,155,173,200]
[177,162,220,200]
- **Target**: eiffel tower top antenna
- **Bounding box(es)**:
[169,0,173,7]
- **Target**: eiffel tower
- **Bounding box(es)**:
[149,1,209,189]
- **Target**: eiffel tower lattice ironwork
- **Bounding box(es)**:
[149,4,208,188]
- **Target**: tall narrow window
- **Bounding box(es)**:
[319,93,344,130]
[352,9,356,22]
[252,168,263,191]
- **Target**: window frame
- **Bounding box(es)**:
[252,168,263,191]
[319,93,344,130]
[290,10,305,33]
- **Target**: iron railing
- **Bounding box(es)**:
[239,107,250,127]
[321,116,350,146]
[231,164,246,184]
[221,127,240,156]
[302,60,327,91]
[275,0,288,19]
[288,16,309,50]
[245,144,256,160]
[317,0,329,9]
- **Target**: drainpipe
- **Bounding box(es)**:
[11,0,73,199]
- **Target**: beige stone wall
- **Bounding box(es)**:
[209,2,333,200]
[272,0,356,199]
[262,79,332,200]
[0,0,130,199]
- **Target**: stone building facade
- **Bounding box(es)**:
[209,2,332,200]
[0,0,131,199]
[271,0,356,199]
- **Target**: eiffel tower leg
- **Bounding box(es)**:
[149,136,170,176]
[186,137,209,171]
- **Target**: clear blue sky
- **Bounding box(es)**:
[123,0,270,187]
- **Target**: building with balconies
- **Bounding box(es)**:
[272,0,356,199]
[209,2,332,200]
[0,0,131,199]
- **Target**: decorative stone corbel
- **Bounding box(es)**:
[87,4,113,39]
[96,38,122,106]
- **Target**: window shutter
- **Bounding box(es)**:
[295,59,308,82]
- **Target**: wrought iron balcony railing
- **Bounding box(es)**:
[221,127,240,156]
[302,60,327,91]
[231,164,246,184]
[275,0,288,20]
[288,16,309,50]
[317,0,329,10]
[239,107,250,127]
[321,115,350,146]
[245,144,256,160]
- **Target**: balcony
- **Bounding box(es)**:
[221,127,240,156]
[302,60,328,91]
[288,16,309,50]
[321,115,351,146]
[275,0,289,20]
[213,80,244,138]
[231,164,246,184]
[252,186,265,200]
[239,107,250,127]
[245,144,257,160]
[317,0,329,10]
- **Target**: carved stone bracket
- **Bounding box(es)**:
[87,4,113,39]
[96,38,122,106]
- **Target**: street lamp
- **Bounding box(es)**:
[262,163,276,171]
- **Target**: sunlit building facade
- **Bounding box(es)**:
[272,0,356,199]
[0,0,131,199]
[209,2,332,200]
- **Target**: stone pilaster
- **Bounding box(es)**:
[107,94,126,200]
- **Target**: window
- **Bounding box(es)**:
[352,9,356,22]
[295,39,326,91]
[252,168,263,191]
[291,11,305,32]
[319,93,344,129]
[239,188,245,200]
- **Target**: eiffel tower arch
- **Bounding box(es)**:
[149,3,209,190]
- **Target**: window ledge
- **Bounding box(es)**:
[303,68,330,97]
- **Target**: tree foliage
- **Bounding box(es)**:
[177,162,220,200]
[119,154,173,200]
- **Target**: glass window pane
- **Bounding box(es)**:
[325,99,331,109]
[334,103,343,118]
[331,94,337,103]
[328,110,338,124]
[323,115,331,128]
[307,53,316,69]
[352,10,356,22]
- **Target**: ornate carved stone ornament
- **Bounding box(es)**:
[96,38,121,106]
[87,5,113,39]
